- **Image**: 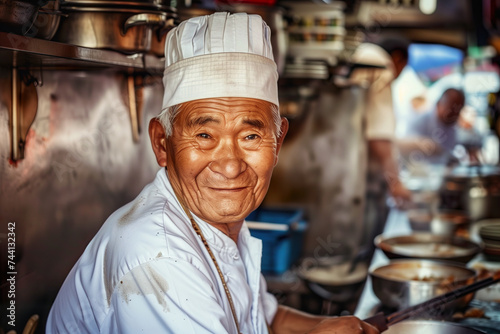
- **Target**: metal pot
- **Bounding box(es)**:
[149,14,176,56]
[384,320,485,334]
[440,165,500,222]
[61,0,175,10]
[0,0,44,35]
[430,210,471,237]
[370,259,476,310]
[296,247,370,304]
[54,5,174,54]
[26,0,61,40]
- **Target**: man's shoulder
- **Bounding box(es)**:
[104,184,201,268]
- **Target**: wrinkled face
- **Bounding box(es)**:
[163,97,286,227]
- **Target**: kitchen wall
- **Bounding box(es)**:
[265,81,369,259]
[0,69,163,332]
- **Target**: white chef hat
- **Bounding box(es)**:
[161,12,279,110]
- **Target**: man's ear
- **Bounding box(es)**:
[149,118,168,167]
[274,117,289,166]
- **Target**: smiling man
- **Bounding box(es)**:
[47,12,378,334]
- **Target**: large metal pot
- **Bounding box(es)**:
[26,0,61,40]
[0,0,45,35]
[440,165,500,222]
[370,259,476,310]
[54,5,174,54]
[384,320,485,334]
[149,15,176,56]
[60,0,174,9]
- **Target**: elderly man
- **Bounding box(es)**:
[46,12,378,334]
[397,88,466,166]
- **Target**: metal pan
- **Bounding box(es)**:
[374,233,482,264]
[384,320,486,334]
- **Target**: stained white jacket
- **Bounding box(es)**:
[47,169,278,334]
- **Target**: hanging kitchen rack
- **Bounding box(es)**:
[0,31,165,161]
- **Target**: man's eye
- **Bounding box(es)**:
[245,134,260,140]
[197,133,211,139]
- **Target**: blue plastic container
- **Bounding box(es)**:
[246,207,307,274]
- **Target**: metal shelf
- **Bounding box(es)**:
[0,31,164,162]
[0,31,165,74]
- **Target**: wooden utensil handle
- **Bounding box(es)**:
[363,312,388,332]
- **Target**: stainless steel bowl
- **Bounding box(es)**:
[374,233,482,264]
[430,210,471,237]
[296,249,369,303]
[407,208,433,232]
[385,320,485,334]
[370,259,476,310]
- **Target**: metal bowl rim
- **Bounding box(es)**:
[374,232,483,258]
[369,258,477,284]
[386,320,487,333]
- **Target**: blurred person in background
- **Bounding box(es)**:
[397,88,466,166]
[349,37,413,247]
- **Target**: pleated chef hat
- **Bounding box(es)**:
[161,12,279,110]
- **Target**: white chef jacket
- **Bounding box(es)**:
[46,169,278,334]
[350,43,397,141]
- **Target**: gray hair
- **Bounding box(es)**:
[156,103,283,138]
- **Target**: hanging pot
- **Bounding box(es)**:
[26,0,62,40]
[0,0,46,35]
[60,0,176,11]
[54,5,174,54]
[149,15,176,56]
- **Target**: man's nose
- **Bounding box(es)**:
[209,142,247,179]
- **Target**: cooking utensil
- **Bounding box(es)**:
[440,164,500,221]
[297,247,368,304]
[0,0,43,35]
[27,0,62,40]
[347,246,371,274]
[60,0,176,10]
[479,223,500,261]
[380,320,487,334]
[149,15,175,56]
[374,233,482,264]
[430,210,471,236]
[370,259,476,310]
[469,260,500,302]
[365,271,500,332]
[407,208,433,232]
[54,5,175,54]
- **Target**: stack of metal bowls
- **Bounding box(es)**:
[53,0,178,55]
[478,222,500,261]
